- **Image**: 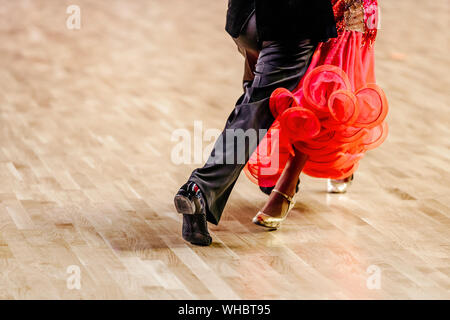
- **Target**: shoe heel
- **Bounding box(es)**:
[174,195,196,214]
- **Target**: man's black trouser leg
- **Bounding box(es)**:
[189,39,317,225]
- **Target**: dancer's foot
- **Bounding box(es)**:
[253,188,296,229]
[174,182,212,246]
[253,176,298,229]
[258,186,296,219]
[254,147,307,229]
[327,174,354,193]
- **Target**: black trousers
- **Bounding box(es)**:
[189,13,317,225]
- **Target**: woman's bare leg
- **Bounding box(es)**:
[259,148,308,218]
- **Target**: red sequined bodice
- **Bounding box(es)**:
[331,0,379,45]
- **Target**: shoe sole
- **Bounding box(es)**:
[174,195,196,215]
[182,233,212,246]
[253,220,279,230]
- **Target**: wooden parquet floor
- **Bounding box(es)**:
[0,0,448,299]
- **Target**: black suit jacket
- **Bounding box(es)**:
[226,0,337,41]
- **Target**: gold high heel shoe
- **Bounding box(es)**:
[252,189,296,229]
[327,174,354,193]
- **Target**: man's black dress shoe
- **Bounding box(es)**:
[174,182,212,246]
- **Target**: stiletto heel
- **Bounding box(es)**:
[252,189,297,229]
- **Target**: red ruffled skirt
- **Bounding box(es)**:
[244,31,389,187]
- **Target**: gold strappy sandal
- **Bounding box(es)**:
[252,189,296,230]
